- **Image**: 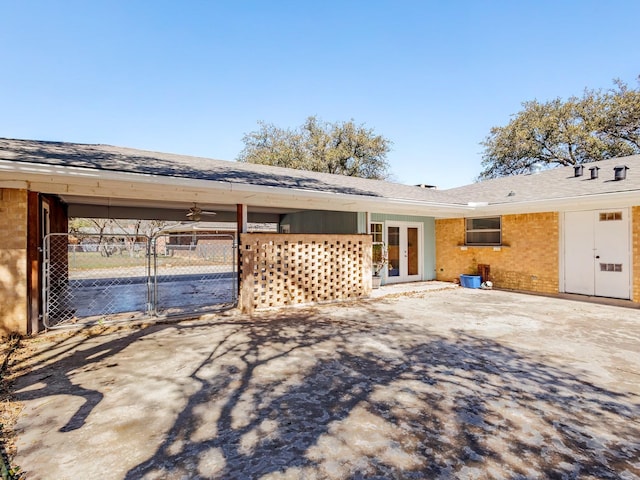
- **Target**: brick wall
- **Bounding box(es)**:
[633,206,640,302]
[435,212,559,294]
[239,233,372,312]
[0,188,28,335]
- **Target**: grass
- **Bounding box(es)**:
[67,252,233,271]
[68,251,149,270]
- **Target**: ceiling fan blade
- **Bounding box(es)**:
[185,203,213,221]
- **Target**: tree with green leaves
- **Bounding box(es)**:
[479,77,640,179]
[237,116,392,180]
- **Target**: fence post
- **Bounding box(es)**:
[238,236,255,314]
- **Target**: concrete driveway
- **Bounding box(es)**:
[10,287,640,479]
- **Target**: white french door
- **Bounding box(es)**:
[564,209,630,299]
[386,222,423,284]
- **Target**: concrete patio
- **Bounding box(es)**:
[9,287,640,479]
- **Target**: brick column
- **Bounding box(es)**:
[0,188,29,336]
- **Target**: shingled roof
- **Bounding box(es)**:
[444,155,640,205]
[2,138,639,211]
[0,138,464,205]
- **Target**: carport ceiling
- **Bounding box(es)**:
[62,194,298,222]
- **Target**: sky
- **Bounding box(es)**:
[1,1,639,189]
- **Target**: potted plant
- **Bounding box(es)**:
[371,243,388,289]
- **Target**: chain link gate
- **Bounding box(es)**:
[153,233,236,316]
[43,233,151,328]
[43,233,237,328]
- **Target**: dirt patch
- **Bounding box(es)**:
[0,334,25,477]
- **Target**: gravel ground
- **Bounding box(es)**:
[8,287,640,479]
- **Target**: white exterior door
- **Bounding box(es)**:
[564,211,595,295]
[564,209,630,299]
[594,210,630,298]
[386,222,422,284]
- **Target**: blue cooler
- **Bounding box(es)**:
[460,274,482,288]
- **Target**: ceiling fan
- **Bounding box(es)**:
[186,203,217,222]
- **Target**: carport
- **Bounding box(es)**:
[44,191,289,331]
[1,139,466,335]
[28,186,314,332]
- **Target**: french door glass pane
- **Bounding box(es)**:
[408,227,418,276]
[388,226,400,277]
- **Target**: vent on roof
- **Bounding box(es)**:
[415,183,437,189]
[574,165,584,177]
[614,165,629,181]
[589,166,600,180]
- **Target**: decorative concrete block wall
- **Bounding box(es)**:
[435,212,559,294]
[0,188,28,336]
[239,234,372,312]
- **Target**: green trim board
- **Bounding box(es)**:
[278,210,436,283]
[279,210,358,234]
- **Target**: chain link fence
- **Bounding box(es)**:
[153,234,236,316]
[43,233,236,328]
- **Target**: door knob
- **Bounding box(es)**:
[595,255,600,259]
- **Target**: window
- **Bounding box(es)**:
[599,212,622,221]
[370,222,383,243]
[370,222,386,275]
[600,263,623,272]
[465,217,501,246]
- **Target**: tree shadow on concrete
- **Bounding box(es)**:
[11,325,167,433]
[117,309,640,479]
[8,300,640,479]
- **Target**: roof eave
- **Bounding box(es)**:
[0,159,472,217]
[468,189,640,215]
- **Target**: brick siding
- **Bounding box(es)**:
[0,188,28,335]
[436,212,559,294]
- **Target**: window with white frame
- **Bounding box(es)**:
[370,222,385,275]
[465,217,501,245]
[370,222,383,243]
